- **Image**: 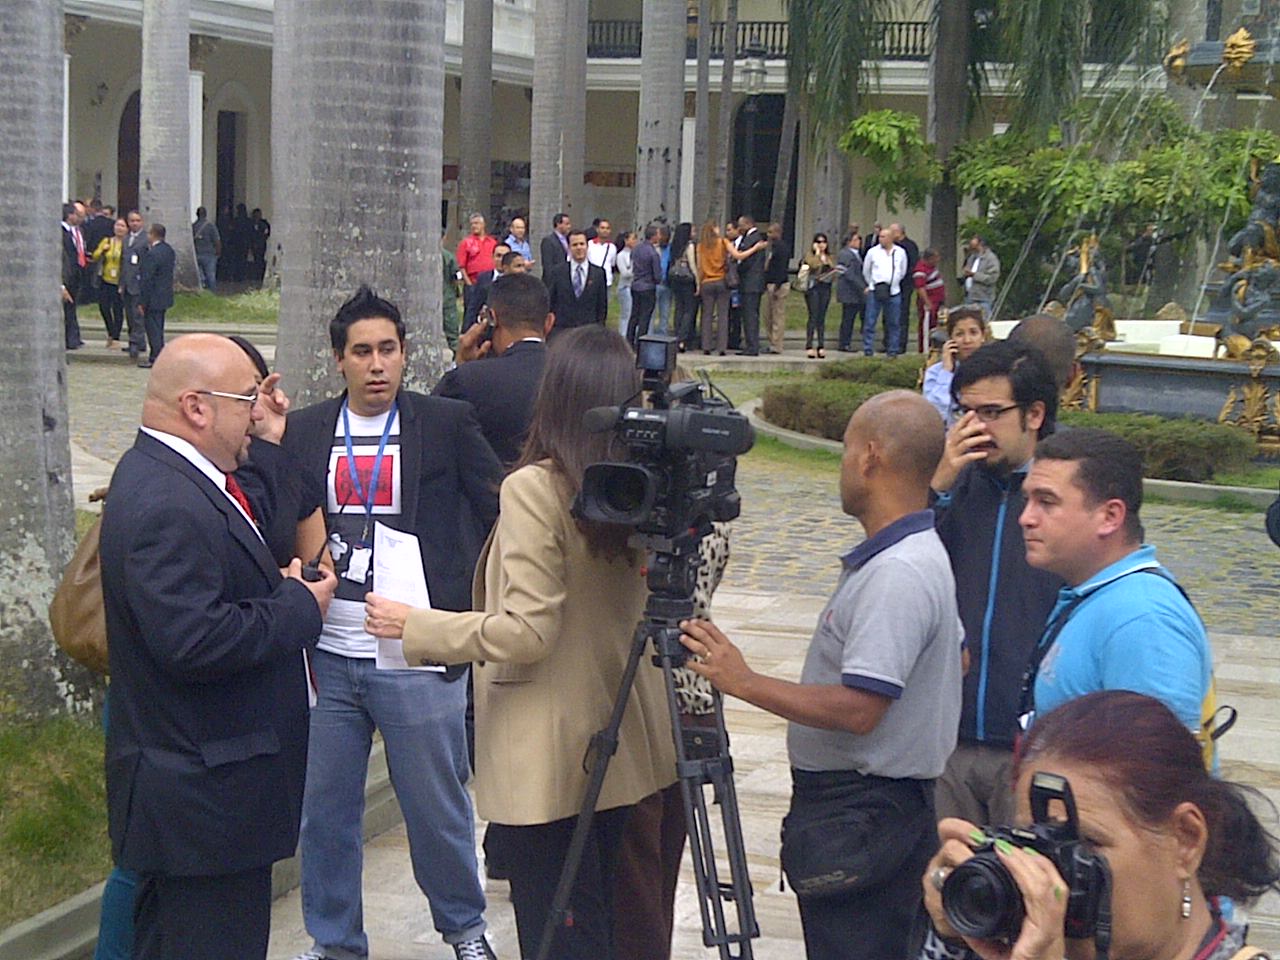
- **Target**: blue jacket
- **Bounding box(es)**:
[934,464,1062,749]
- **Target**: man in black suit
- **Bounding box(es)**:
[100,334,337,960]
[461,241,511,334]
[138,223,176,368]
[435,272,552,466]
[280,287,502,960]
[735,215,768,355]
[60,202,86,349]
[119,210,149,359]
[545,229,608,332]
[539,211,571,275]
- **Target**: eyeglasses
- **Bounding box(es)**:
[196,389,258,406]
[953,402,1021,423]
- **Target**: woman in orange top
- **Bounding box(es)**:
[91,217,127,350]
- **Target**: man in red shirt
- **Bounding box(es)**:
[456,213,498,285]
[913,247,947,352]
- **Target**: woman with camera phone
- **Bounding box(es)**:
[918,691,1279,960]
[923,307,989,426]
[363,326,676,960]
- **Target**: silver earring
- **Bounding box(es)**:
[1181,878,1192,919]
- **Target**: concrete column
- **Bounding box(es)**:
[189,70,203,217]
[63,53,71,200]
[680,116,696,221]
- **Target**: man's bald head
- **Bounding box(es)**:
[846,391,946,489]
[1008,313,1076,390]
[142,335,262,471]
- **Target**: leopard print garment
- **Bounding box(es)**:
[671,522,731,716]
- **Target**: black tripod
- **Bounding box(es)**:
[534,531,758,960]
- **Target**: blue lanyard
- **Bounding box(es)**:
[341,399,396,541]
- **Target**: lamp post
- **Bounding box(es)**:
[740,43,767,220]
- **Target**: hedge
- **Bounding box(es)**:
[761,379,1258,481]
[816,356,925,389]
[1057,411,1254,483]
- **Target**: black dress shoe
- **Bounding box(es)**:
[137,359,153,368]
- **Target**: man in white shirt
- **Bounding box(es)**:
[586,218,617,285]
[861,227,909,357]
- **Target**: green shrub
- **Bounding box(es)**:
[1057,411,1255,482]
[762,380,894,440]
[816,356,925,389]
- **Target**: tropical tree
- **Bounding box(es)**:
[635,0,686,226]
[458,0,494,228]
[562,0,588,224]
[0,2,92,718]
[926,0,971,281]
[710,0,738,224]
[530,0,566,266]
[140,0,200,288]
[274,0,448,403]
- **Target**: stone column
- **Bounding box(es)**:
[188,36,218,216]
[62,16,87,200]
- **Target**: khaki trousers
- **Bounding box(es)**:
[763,282,789,353]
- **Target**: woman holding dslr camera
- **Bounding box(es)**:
[364,326,675,959]
[919,691,1279,960]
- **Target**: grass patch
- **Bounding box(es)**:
[743,432,840,471]
[1211,463,1280,490]
[79,288,280,326]
[0,714,110,928]
[692,369,809,407]
[75,510,98,540]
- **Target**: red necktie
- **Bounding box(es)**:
[224,474,257,525]
[74,227,86,268]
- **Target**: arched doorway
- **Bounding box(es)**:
[731,93,798,252]
[117,91,140,215]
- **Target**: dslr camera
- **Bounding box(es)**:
[942,772,1113,948]
[574,335,754,550]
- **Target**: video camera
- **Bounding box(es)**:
[943,772,1113,953]
[573,335,754,551]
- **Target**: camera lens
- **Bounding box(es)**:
[578,464,658,525]
[942,853,1024,941]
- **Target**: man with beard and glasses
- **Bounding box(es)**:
[928,340,1063,826]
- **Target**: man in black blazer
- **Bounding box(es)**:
[137,223,176,367]
[735,215,768,355]
[60,201,86,349]
[280,286,502,960]
[119,210,150,358]
[545,229,608,332]
[538,211,571,275]
[100,334,337,960]
[435,272,552,466]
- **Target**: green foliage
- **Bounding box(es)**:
[786,0,890,143]
[0,715,110,927]
[951,94,1280,316]
[761,379,899,441]
[816,355,925,389]
[1058,411,1255,482]
[838,110,942,212]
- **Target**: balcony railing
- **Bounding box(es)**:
[587,19,934,62]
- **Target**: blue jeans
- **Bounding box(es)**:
[299,651,485,958]
[862,292,902,356]
[95,690,139,960]
[197,254,217,291]
[617,285,633,338]
[654,284,672,334]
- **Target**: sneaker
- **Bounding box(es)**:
[453,934,497,960]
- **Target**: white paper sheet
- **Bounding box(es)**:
[371,522,444,671]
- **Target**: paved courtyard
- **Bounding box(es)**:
[65,342,1280,957]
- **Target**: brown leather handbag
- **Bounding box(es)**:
[48,495,109,674]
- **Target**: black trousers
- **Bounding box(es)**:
[98,282,124,340]
[789,769,936,960]
[671,278,699,347]
[838,300,864,350]
[739,290,762,354]
[134,865,272,960]
[63,293,84,348]
[629,289,657,349]
[485,807,631,960]
[143,309,166,362]
[804,284,832,349]
[727,297,742,349]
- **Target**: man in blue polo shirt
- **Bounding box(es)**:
[1019,428,1217,764]
[680,390,963,960]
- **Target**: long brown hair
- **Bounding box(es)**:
[513,326,641,557]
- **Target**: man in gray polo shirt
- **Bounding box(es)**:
[682,390,963,960]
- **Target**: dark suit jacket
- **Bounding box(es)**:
[545,261,608,331]
[120,230,148,295]
[462,269,497,332]
[737,229,767,293]
[282,389,502,615]
[100,432,324,876]
[139,241,176,311]
[540,232,568,273]
[433,339,547,467]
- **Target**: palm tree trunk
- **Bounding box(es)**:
[810,140,847,240]
[927,0,968,283]
[530,0,566,269]
[266,0,298,289]
[635,0,686,226]
[561,0,588,224]
[692,0,712,224]
[711,0,739,224]
[0,2,92,717]
[769,91,798,227]
[274,0,448,403]
[458,0,494,228]
[140,0,200,289]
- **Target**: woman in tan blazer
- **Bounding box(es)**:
[364,325,676,960]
